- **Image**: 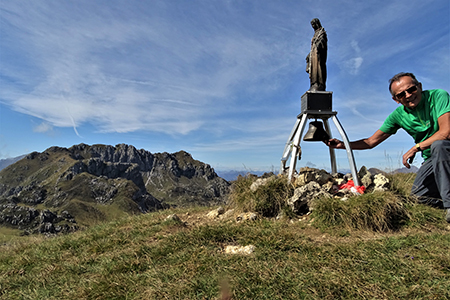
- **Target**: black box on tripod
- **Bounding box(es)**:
[301,91,332,113]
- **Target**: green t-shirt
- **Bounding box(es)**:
[380,89,450,161]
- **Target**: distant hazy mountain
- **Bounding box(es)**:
[216,170,272,181]
[217,165,418,182]
[0,154,26,171]
[391,165,419,174]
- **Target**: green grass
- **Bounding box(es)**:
[312,191,411,232]
[1,173,450,299]
[229,175,293,217]
[387,172,417,199]
[1,205,449,299]
[0,227,24,244]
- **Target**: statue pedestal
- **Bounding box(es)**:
[301,91,332,113]
[280,91,361,186]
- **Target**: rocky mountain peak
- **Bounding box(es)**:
[0,143,230,235]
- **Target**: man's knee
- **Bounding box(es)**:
[431,139,450,154]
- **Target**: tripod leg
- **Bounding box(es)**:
[331,115,360,186]
[280,118,302,174]
[324,119,337,174]
[288,114,308,181]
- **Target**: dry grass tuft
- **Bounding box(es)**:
[312,191,411,232]
[228,175,293,218]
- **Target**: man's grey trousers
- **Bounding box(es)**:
[411,140,450,209]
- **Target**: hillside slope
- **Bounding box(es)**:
[0,143,230,234]
[1,204,449,299]
[0,155,26,171]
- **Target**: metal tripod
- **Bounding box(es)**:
[279,92,360,186]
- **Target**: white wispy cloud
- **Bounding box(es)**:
[1,1,306,137]
[32,122,54,134]
[0,0,448,169]
[343,41,363,75]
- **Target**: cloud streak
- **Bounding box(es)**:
[0,0,448,170]
[1,1,305,137]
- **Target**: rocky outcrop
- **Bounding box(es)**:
[276,166,390,215]
[288,181,331,214]
[0,143,230,235]
[0,204,78,235]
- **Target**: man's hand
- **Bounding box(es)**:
[403,146,420,168]
[324,138,344,149]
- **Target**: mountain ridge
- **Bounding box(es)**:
[0,143,230,235]
[0,154,26,171]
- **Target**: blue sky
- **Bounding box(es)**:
[1,0,449,173]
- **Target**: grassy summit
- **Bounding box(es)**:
[1,173,449,299]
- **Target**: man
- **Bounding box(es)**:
[326,72,450,222]
[306,18,327,92]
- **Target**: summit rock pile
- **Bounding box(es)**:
[246,166,390,215]
[288,166,390,214]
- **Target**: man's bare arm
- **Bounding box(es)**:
[402,112,450,168]
[326,130,391,150]
[419,112,450,150]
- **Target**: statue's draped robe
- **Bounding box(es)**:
[308,27,327,91]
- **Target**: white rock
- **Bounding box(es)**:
[224,245,255,255]
[165,214,181,221]
[250,177,275,192]
[236,212,257,222]
[374,174,390,191]
[335,178,345,185]
[206,206,225,219]
[288,181,330,213]
[294,167,332,187]
[221,209,235,219]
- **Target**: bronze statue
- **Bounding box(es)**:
[306,18,327,92]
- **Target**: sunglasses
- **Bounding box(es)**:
[395,85,418,100]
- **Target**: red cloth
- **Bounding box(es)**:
[338,180,365,194]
